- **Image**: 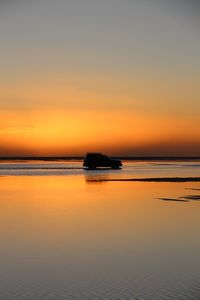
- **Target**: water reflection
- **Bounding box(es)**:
[84,173,110,184]
[0,175,200,299]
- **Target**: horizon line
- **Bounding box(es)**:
[0,156,200,161]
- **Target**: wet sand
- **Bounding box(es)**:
[88,176,200,182]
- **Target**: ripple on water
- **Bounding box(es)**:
[0,276,199,300]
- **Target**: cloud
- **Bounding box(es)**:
[0,126,55,134]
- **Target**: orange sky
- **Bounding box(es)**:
[0,1,199,156]
[0,108,199,156]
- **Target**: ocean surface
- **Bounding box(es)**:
[0,159,200,299]
[0,159,200,177]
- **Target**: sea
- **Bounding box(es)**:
[0,158,200,299]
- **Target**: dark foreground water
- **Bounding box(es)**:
[0,160,200,299]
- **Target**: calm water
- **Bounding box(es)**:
[0,160,200,299]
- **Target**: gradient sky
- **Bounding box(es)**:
[0,0,199,156]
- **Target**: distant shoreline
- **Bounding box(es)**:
[0,156,200,161]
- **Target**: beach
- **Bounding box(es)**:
[0,159,200,299]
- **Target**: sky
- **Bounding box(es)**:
[0,0,199,156]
